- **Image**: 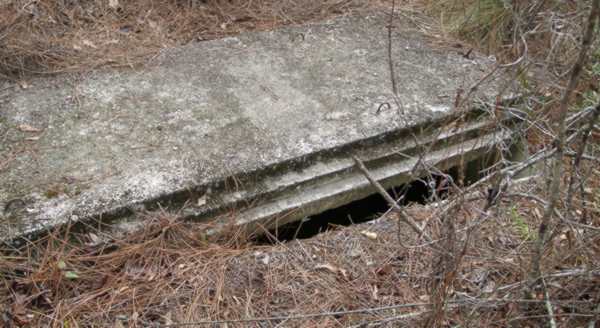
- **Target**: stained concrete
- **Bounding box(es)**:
[0,12,513,241]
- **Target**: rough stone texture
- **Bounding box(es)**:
[0,11,507,241]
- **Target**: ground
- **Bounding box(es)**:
[1,0,600,327]
[1,179,599,326]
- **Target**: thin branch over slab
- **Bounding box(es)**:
[352,156,432,242]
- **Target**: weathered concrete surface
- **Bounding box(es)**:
[0,11,512,241]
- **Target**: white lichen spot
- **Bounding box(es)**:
[295,139,314,153]
[221,36,242,45]
[427,105,450,113]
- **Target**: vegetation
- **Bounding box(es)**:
[1,0,599,327]
[0,0,365,79]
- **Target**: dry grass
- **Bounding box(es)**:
[1,182,599,327]
[1,1,599,327]
[0,0,367,79]
[423,0,588,69]
[421,0,599,155]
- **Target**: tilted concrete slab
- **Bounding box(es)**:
[0,11,515,242]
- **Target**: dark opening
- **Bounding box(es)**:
[257,172,460,244]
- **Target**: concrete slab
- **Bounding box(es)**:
[0,11,512,242]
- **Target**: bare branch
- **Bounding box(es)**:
[530,0,600,288]
[565,102,600,217]
[542,277,558,328]
[352,156,432,242]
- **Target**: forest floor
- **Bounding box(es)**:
[1,179,598,327]
[1,0,599,327]
[0,0,382,79]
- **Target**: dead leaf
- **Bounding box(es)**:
[162,312,174,325]
[360,230,378,240]
[260,254,270,265]
[253,251,271,265]
[481,280,496,293]
[108,0,119,9]
[87,233,102,246]
[10,293,31,326]
[372,284,379,300]
[375,264,392,276]
[64,271,79,279]
[348,247,361,258]
[24,136,41,141]
[315,263,337,273]
[315,263,348,279]
[18,124,42,132]
[82,39,97,49]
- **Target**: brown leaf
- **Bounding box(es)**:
[10,293,32,325]
[375,264,392,276]
[162,311,174,325]
[82,39,97,49]
[315,263,348,279]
